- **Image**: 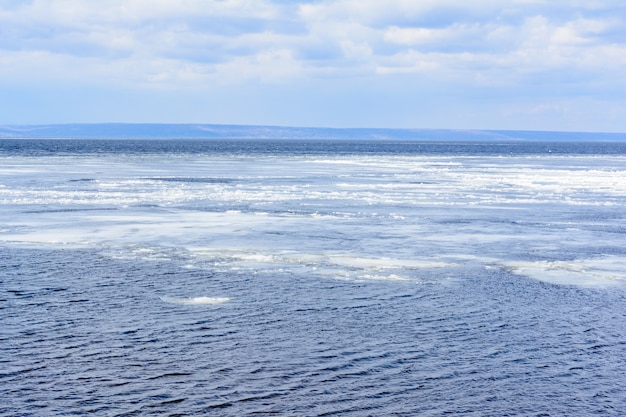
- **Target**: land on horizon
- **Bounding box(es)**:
[2,124,626,141]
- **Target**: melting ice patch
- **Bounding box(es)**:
[186,247,457,282]
[160,296,230,305]
[506,256,626,287]
[326,255,452,270]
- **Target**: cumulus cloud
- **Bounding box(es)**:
[1,0,625,129]
[2,0,625,86]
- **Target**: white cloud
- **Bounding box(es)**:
[298,0,504,27]
[384,26,445,45]
[339,40,373,61]
[6,0,281,25]
[2,0,625,86]
[1,0,626,129]
[212,48,303,84]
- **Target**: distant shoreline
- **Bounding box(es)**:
[2,123,626,141]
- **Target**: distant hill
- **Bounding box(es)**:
[1,123,625,141]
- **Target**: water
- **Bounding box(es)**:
[1,139,626,416]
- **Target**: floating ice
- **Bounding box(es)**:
[160,296,230,305]
[327,255,453,270]
[506,256,626,287]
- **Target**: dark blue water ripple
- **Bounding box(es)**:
[2,139,626,157]
[2,247,626,416]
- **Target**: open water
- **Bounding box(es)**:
[1,139,626,416]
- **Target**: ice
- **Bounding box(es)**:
[505,257,626,287]
[326,255,453,270]
[1,150,625,286]
[160,296,230,305]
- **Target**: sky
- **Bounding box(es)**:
[1,0,626,132]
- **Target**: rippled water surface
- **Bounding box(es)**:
[2,140,626,416]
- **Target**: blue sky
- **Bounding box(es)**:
[1,0,626,131]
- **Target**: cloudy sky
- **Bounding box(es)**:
[1,0,626,131]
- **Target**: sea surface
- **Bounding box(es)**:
[2,139,626,416]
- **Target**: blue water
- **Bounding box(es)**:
[2,139,626,416]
